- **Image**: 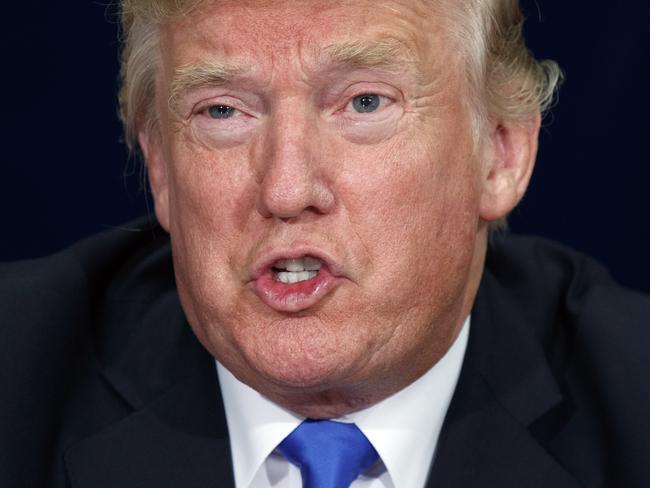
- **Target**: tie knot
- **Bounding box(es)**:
[278,420,379,488]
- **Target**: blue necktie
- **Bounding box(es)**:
[277,419,379,488]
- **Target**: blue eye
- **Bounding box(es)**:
[208,105,236,119]
[352,94,381,113]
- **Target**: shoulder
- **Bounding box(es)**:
[486,234,650,345]
[0,217,175,485]
[0,217,170,342]
[485,234,650,375]
[485,234,650,483]
[0,214,172,367]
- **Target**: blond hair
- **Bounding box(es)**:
[118,0,561,151]
[444,0,562,142]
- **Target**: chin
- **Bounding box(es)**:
[250,345,349,391]
[235,319,366,391]
[249,359,375,419]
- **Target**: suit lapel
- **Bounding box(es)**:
[427,267,582,488]
[64,354,234,488]
[64,244,236,487]
[426,366,579,488]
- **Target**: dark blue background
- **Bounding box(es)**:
[2,2,649,293]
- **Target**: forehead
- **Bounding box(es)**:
[161,0,455,75]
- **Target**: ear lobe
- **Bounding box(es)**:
[479,114,540,222]
[138,127,171,231]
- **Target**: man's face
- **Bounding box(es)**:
[149,0,493,414]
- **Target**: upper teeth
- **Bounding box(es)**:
[274,257,323,272]
[276,270,318,284]
[273,257,323,285]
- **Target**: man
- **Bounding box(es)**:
[1,0,648,487]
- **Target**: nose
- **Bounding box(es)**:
[255,108,335,220]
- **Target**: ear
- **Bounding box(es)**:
[479,114,541,222]
[138,127,171,231]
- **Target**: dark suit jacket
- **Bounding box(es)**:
[1,219,649,487]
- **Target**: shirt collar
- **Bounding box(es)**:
[217,364,301,488]
[217,316,470,488]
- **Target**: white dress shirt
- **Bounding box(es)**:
[216,316,469,488]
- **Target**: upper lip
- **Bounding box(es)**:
[249,246,344,281]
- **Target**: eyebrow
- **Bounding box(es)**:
[168,38,421,112]
[169,61,246,113]
[321,38,419,72]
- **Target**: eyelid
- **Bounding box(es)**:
[338,94,397,120]
[195,101,240,117]
[198,103,239,118]
[190,94,261,120]
[345,93,392,110]
[334,82,402,112]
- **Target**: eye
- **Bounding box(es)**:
[207,105,236,119]
[351,94,382,113]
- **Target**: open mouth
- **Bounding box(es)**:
[251,253,339,312]
[272,256,323,284]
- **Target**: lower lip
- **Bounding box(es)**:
[251,267,339,313]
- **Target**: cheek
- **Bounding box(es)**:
[163,141,260,313]
[346,137,477,238]
[338,134,480,301]
[165,140,256,232]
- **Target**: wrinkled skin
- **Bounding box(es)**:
[141,0,539,417]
